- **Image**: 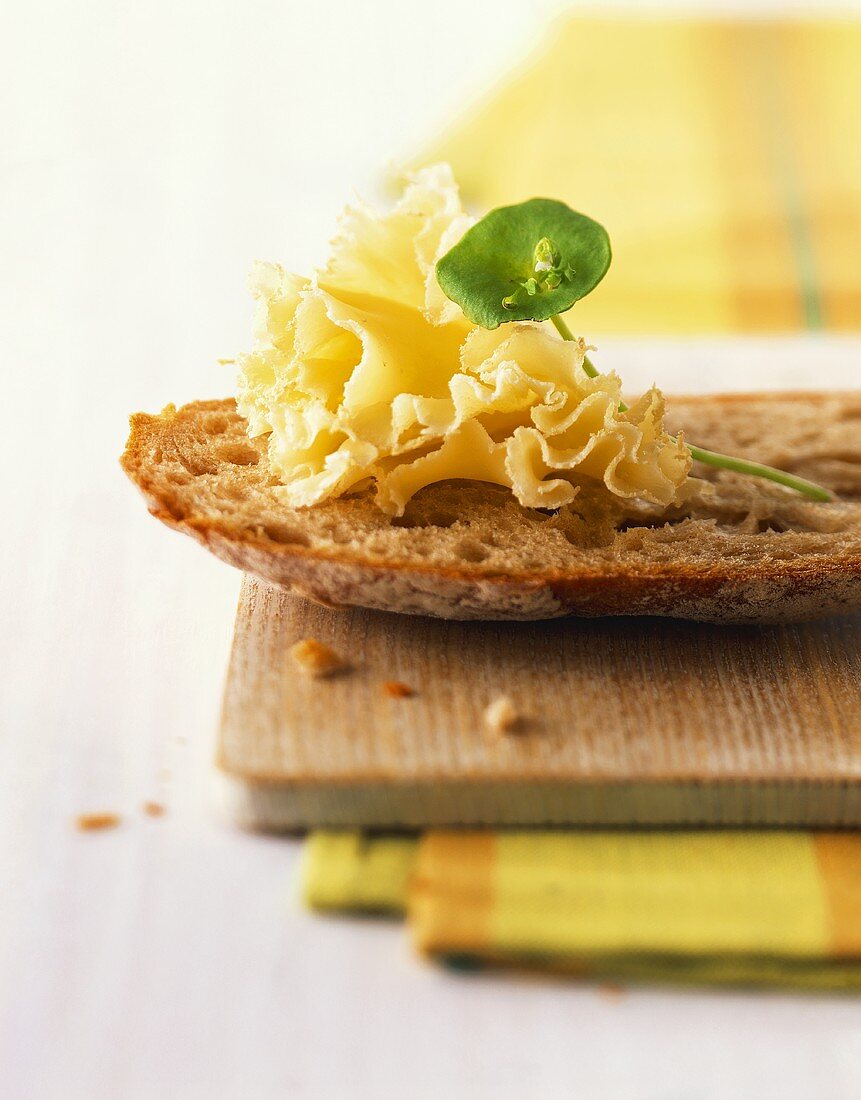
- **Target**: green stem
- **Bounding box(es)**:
[685,444,830,499]
[549,314,831,502]
[551,315,604,388]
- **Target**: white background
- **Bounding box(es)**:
[3,1,861,1097]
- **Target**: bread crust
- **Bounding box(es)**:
[121,395,861,622]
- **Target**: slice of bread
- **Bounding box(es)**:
[121,393,861,622]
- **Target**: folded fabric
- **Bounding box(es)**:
[304,830,861,989]
[416,16,861,334]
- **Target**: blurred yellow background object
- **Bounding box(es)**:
[421,17,861,334]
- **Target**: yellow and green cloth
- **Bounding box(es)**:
[304,830,861,990]
[416,16,861,334]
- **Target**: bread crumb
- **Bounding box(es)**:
[289,638,345,678]
[75,812,121,832]
[483,695,520,737]
[383,680,414,698]
[143,801,166,818]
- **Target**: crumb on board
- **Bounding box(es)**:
[142,801,166,818]
[382,680,414,698]
[597,981,628,1002]
[75,812,121,832]
[483,695,521,737]
[289,638,345,678]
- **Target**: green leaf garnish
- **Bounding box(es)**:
[435,198,611,329]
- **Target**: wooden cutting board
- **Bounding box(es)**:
[217,575,861,830]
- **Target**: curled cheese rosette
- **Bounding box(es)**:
[237,165,692,516]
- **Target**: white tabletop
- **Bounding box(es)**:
[3,2,861,1097]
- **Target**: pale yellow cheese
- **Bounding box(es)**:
[236,164,691,516]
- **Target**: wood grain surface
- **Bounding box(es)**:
[218,576,861,828]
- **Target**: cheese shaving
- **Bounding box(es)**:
[237,164,691,516]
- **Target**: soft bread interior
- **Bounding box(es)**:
[123,394,861,576]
